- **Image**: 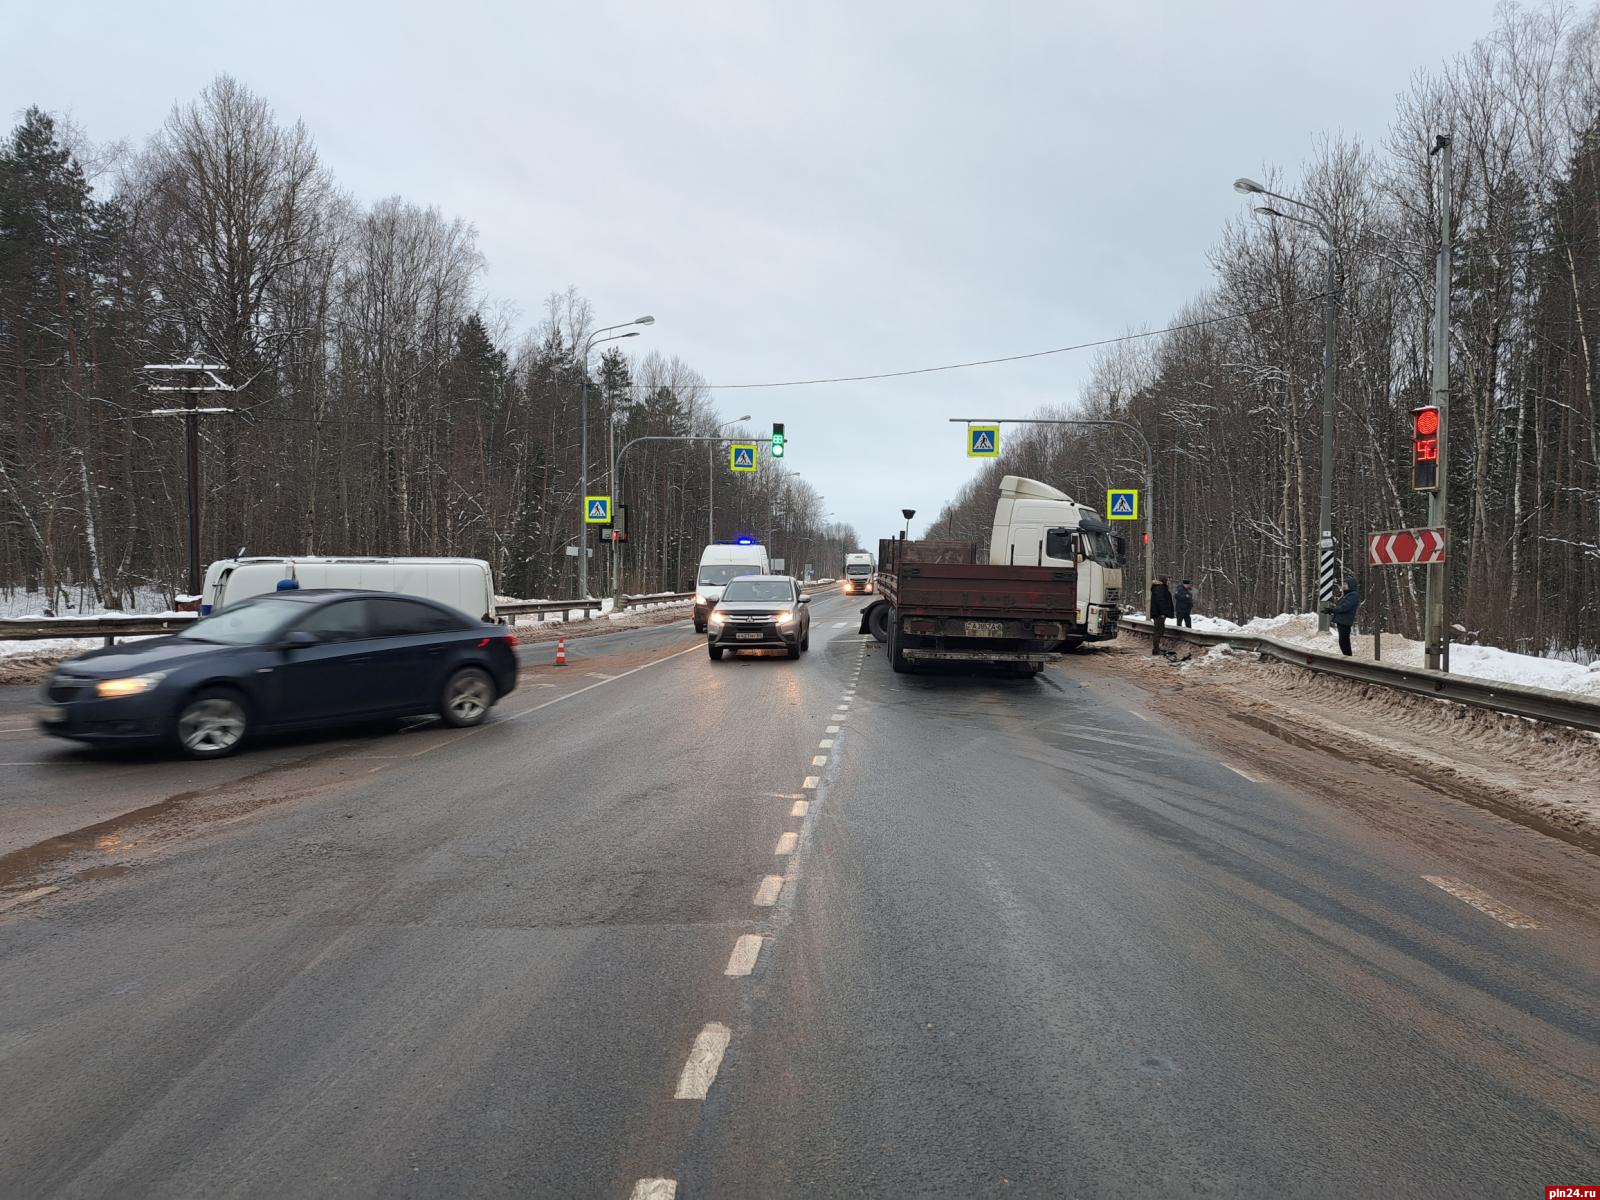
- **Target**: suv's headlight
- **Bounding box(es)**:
[708,611,726,626]
[95,672,167,699]
[775,610,795,625]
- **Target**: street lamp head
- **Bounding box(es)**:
[633,315,655,326]
[619,331,640,339]
[1234,177,1265,195]
[737,414,751,421]
[1255,206,1286,219]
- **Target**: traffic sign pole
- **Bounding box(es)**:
[1424,134,1453,672]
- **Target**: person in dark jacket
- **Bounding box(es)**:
[1175,579,1195,628]
[1329,574,1360,656]
[1150,576,1175,654]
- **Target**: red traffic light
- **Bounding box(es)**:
[1414,407,1439,436]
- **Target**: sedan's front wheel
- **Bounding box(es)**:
[441,667,494,727]
[175,688,249,759]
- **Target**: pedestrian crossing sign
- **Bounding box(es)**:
[729,443,758,472]
[1106,488,1139,520]
[584,495,612,524]
[966,425,1000,457]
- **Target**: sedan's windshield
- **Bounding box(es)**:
[721,579,794,604]
[177,598,302,645]
[699,564,759,586]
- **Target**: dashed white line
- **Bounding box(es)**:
[724,935,765,976]
[753,874,785,905]
[826,725,840,733]
[1225,765,1262,783]
[673,1022,732,1099]
[802,776,819,789]
[775,832,798,855]
[819,739,834,748]
[812,754,828,766]
[630,1179,677,1200]
[790,800,809,817]
[1423,876,1543,929]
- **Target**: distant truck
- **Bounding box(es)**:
[989,475,1124,648]
[200,556,499,621]
[858,535,1077,675]
[842,551,876,596]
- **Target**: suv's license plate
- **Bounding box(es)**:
[964,621,1006,638]
[736,631,764,640]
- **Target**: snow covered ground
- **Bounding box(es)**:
[1187,611,1600,701]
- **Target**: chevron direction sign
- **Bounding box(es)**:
[1367,527,1447,566]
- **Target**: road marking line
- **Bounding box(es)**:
[753,874,784,905]
[507,641,704,723]
[832,621,850,628]
[630,1179,677,1200]
[674,1022,732,1099]
[826,725,840,733]
[1423,876,1543,929]
[585,672,616,680]
[802,776,819,789]
[775,831,798,855]
[1226,765,1262,783]
[0,886,61,914]
[812,754,828,766]
[725,935,764,976]
[819,739,834,748]
[765,792,804,800]
[1132,711,1150,721]
[790,800,808,817]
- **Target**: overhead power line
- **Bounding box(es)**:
[668,292,1335,391]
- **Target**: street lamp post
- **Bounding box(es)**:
[577,315,654,598]
[708,415,751,544]
[1234,177,1340,630]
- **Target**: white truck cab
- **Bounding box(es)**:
[842,551,876,596]
[693,541,771,632]
[988,476,1124,647]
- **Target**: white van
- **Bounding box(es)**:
[692,541,771,632]
[201,557,499,622]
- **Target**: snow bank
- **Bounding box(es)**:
[1200,610,1600,701]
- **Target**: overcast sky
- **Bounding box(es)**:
[8,0,1499,543]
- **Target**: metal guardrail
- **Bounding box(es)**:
[0,582,839,646]
[1120,617,1600,735]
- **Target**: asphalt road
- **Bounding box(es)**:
[1,590,1596,1198]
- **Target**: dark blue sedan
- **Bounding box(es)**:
[37,590,519,758]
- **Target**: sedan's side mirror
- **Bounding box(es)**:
[282,630,317,650]
[798,594,812,605]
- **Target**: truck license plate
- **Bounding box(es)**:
[736,631,763,640]
[963,621,1005,638]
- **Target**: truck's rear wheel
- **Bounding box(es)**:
[866,604,890,643]
[889,619,912,673]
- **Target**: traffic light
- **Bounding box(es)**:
[1412,406,1440,492]
[771,422,785,458]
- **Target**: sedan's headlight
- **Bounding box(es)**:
[775,610,795,625]
[708,611,727,626]
[95,672,166,699]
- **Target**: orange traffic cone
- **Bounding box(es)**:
[555,637,567,666]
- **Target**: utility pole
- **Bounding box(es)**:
[1424,134,1453,671]
[141,360,234,597]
